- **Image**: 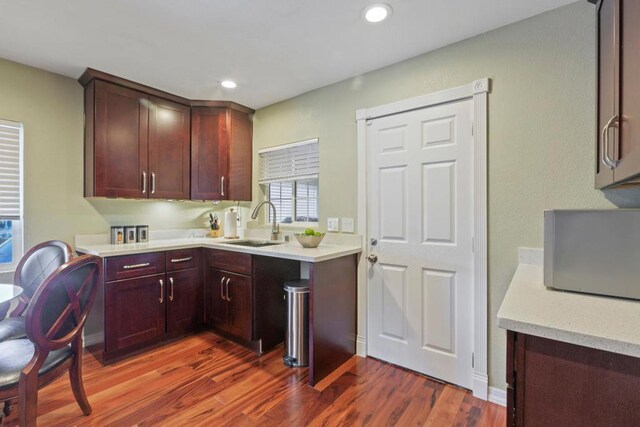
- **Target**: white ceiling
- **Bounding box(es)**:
[0,0,576,109]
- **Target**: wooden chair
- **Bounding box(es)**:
[0,254,102,426]
[0,241,74,342]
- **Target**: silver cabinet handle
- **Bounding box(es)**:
[169,277,174,302]
[142,171,147,194]
[602,115,620,169]
[123,262,150,270]
[221,176,225,197]
[220,276,226,300]
[170,256,192,263]
[159,279,164,303]
[151,172,156,194]
[225,277,231,302]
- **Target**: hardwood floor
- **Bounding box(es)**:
[3,332,505,426]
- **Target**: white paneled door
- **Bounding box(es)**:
[367,98,474,389]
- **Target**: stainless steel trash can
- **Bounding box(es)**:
[283,279,309,368]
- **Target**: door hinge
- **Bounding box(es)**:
[472,237,475,253]
[472,352,475,368]
[471,121,474,136]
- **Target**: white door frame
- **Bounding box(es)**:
[355,78,490,400]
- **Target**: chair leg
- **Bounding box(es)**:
[69,351,91,415]
[18,372,39,427]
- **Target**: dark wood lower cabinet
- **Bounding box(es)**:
[105,273,166,354]
[166,267,203,337]
[207,269,252,342]
[204,250,299,352]
[507,331,640,426]
[87,246,356,385]
[86,249,204,363]
[222,271,253,341]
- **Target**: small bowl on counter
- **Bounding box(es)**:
[293,233,326,248]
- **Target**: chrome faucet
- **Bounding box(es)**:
[251,201,281,241]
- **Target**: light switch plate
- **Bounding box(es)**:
[341,217,354,233]
[327,217,340,232]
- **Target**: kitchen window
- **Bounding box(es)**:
[259,138,319,225]
[0,119,24,271]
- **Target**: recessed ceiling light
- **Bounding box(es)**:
[221,80,237,89]
[363,3,392,23]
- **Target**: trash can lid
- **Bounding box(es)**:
[284,279,310,292]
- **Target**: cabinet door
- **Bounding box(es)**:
[94,80,149,198]
[167,268,203,335]
[614,0,640,182]
[225,272,253,342]
[105,273,166,353]
[148,96,191,199]
[595,0,619,189]
[206,268,228,331]
[227,109,253,201]
[191,107,229,200]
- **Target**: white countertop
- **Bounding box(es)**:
[498,259,640,358]
[76,236,361,263]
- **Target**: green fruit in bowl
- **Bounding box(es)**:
[314,232,322,236]
[304,228,316,236]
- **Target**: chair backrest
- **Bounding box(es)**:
[11,240,74,316]
[25,255,102,350]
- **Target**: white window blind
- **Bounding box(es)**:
[0,119,22,220]
[259,138,319,184]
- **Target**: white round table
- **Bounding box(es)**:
[0,284,23,304]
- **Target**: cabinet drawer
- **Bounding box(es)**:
[166,248,200,272]
[206,248,252,275]
[105,252,165,281]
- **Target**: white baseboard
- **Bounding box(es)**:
[356,335,367,357]
[488,387,507,407]
[472,372,488,400]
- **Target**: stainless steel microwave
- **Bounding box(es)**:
[544,209,640,300]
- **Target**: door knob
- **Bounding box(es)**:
[367,254,378,264]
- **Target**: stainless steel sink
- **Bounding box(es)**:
[220,240,283,248]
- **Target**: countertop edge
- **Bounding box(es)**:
[498,263,640,358]
[497,316,640,359]
[76,241,362,263]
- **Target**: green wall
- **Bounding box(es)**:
[253,2,640,389]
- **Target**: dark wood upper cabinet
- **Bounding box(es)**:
[148,96,191,199]
[88,80,149,198]
[191,107,228,200]
[227,109,253,201]
[595,0,640,188]
[80,69,254,201]
[191,107,253,201]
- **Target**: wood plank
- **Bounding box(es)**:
[424,385,467,426]
[313,355,359,392]
[2,332,504,426]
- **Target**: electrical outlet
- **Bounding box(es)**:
[327,217,340,232]
[341,218,354,233]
